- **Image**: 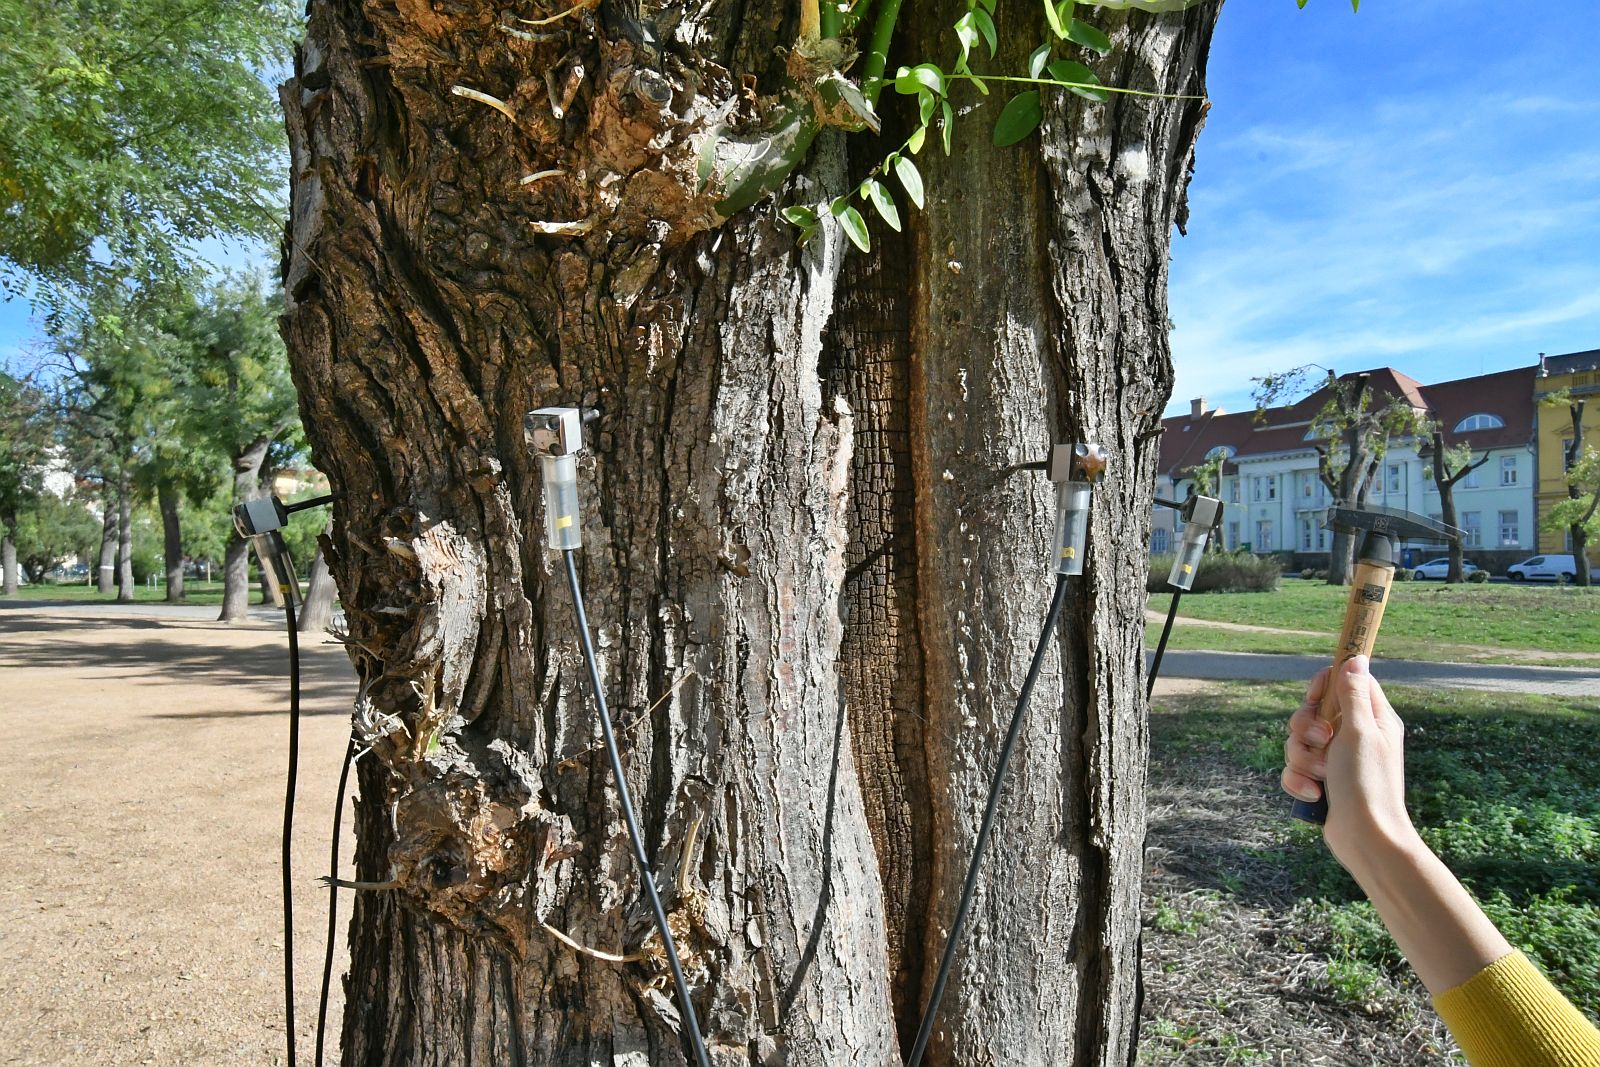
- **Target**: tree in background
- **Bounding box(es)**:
[0,368,52,593]
[1255,369,1426,584]
[0,0,295,305]
[1422,428,1489,583]
[169,275,300,621]
[1542,390,1595,586]
[12,492,102,582]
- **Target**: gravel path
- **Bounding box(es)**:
[0,604,358,1066]
[1151,648,1600,696]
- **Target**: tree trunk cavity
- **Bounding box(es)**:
[281,2,1215,1063]
[160,479,185,602]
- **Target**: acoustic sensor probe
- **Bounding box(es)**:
[526,407,713,1067]
[905,442,1107,1067]
[233,491,337,1067]
[1146,493,1224,699]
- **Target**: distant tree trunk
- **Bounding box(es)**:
[258,466,286,609]
[1568,402,1591,587]
[297,523,336,633]
[97,490,117,594]
[219,436,272,622]
[1430,430,1489,583]
[159,479,185,602]
[1,526,16,595]
[281,2,1215,1063]
[116,466,134,602]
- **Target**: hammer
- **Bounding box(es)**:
[1291,503,1462,824]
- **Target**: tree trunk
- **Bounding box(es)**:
[220,436,272,622]
[116,466,134,602]
[1,527,16,595]
[97,490,117,594]
[281,2,1214,1064]
[159,479,185,602]
[297,524,337,633]
[1570,402,1591,587]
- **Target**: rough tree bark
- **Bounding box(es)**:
[159,479,186,602]
[281,2,1214,1064]
[0,530,16,595]
[220,435,275,622]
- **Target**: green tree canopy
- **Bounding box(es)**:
[0,0,296,299]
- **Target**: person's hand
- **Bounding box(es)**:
[1281,656,1421,875]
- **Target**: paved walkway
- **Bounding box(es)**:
[1150,648,1600,696]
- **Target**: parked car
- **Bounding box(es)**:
[1506,554,1577,582]
[1412,557,1481,580]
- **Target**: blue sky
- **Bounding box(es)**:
[5,3,1598,412]
[1168,0,1600,415]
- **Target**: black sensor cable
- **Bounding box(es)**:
[316,736,355,1067]
[1145,494,1223,699]
[281,589,301,1067]
[562,549,712,1067]
[1146,591,1182,700]
[905,573,1069,1067]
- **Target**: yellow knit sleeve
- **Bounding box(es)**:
[1433,951,1600,1067]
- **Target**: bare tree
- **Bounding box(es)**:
[1423,428,1490,582]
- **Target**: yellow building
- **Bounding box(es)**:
[1532,349,1600,560]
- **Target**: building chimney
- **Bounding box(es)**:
[1538,352,1548,377]
[1190,397,1208,419]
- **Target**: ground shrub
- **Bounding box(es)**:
[1393,567,1415,581]
[1148,552,1280,594]
[1467,569,1489,583]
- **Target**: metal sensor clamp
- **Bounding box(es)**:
[1168,494,1224,591]
[527,407,587,551]
[1049,443,1107,576]
[234,496,290,537]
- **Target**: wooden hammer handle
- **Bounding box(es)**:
[1291,554,1396,824]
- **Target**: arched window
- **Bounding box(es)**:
[1453,413,1505,432]
[1205,445,1236,460]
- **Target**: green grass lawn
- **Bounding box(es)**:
[1152,682,1600,1020]
[4,581,236,607]
[1148,580,1600,661]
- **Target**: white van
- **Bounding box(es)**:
[1506,554,1578,582]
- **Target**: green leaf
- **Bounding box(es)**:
[1044,0,1070,38]
[919,90,938,125]
[893,156,925,209]
[895,63,946,97]
[993,91,1043,146]
[1047,59,1109,101]
[837,203,871,253]
[865,179,902,231]
[975,0,997,11]
[954,14,979,64]
[1029,44,1052,79]
[971,8,999,58]
[781,205,818,229]
[941,100,955,154]
[1065,18,1112,55]
[969,73,989,96]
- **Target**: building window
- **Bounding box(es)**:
[1252,477,1262,502]
[1301,472,1314,498]
[1227,521,1239,551]
[1387,463,1402,495]
[1317,525,1328,550]
[1499,510,1519,546]
[1501,456,1517,486]
[1301,518,1315,551]
[1562,438,1576,470]
[1454,413,1505,432]
[1229,479,1240,504]
[1463,466,1479,489]
[1266,476,1277,501]
[1151,528,1170,554]
[1256,520,1274,551]
[1462,511,1481,547]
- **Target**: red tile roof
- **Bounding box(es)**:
[1159,364,1536,476]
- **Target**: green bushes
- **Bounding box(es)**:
[1148,551,1281,593]
[1468,569,1490,583]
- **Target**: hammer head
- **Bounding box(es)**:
[1323,503,1462,545]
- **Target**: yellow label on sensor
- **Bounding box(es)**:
[1182,564,1193,574]
[556,515,573,529]
[1061,547,1075,558]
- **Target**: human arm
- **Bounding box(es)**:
[1282,658,1600,1065]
